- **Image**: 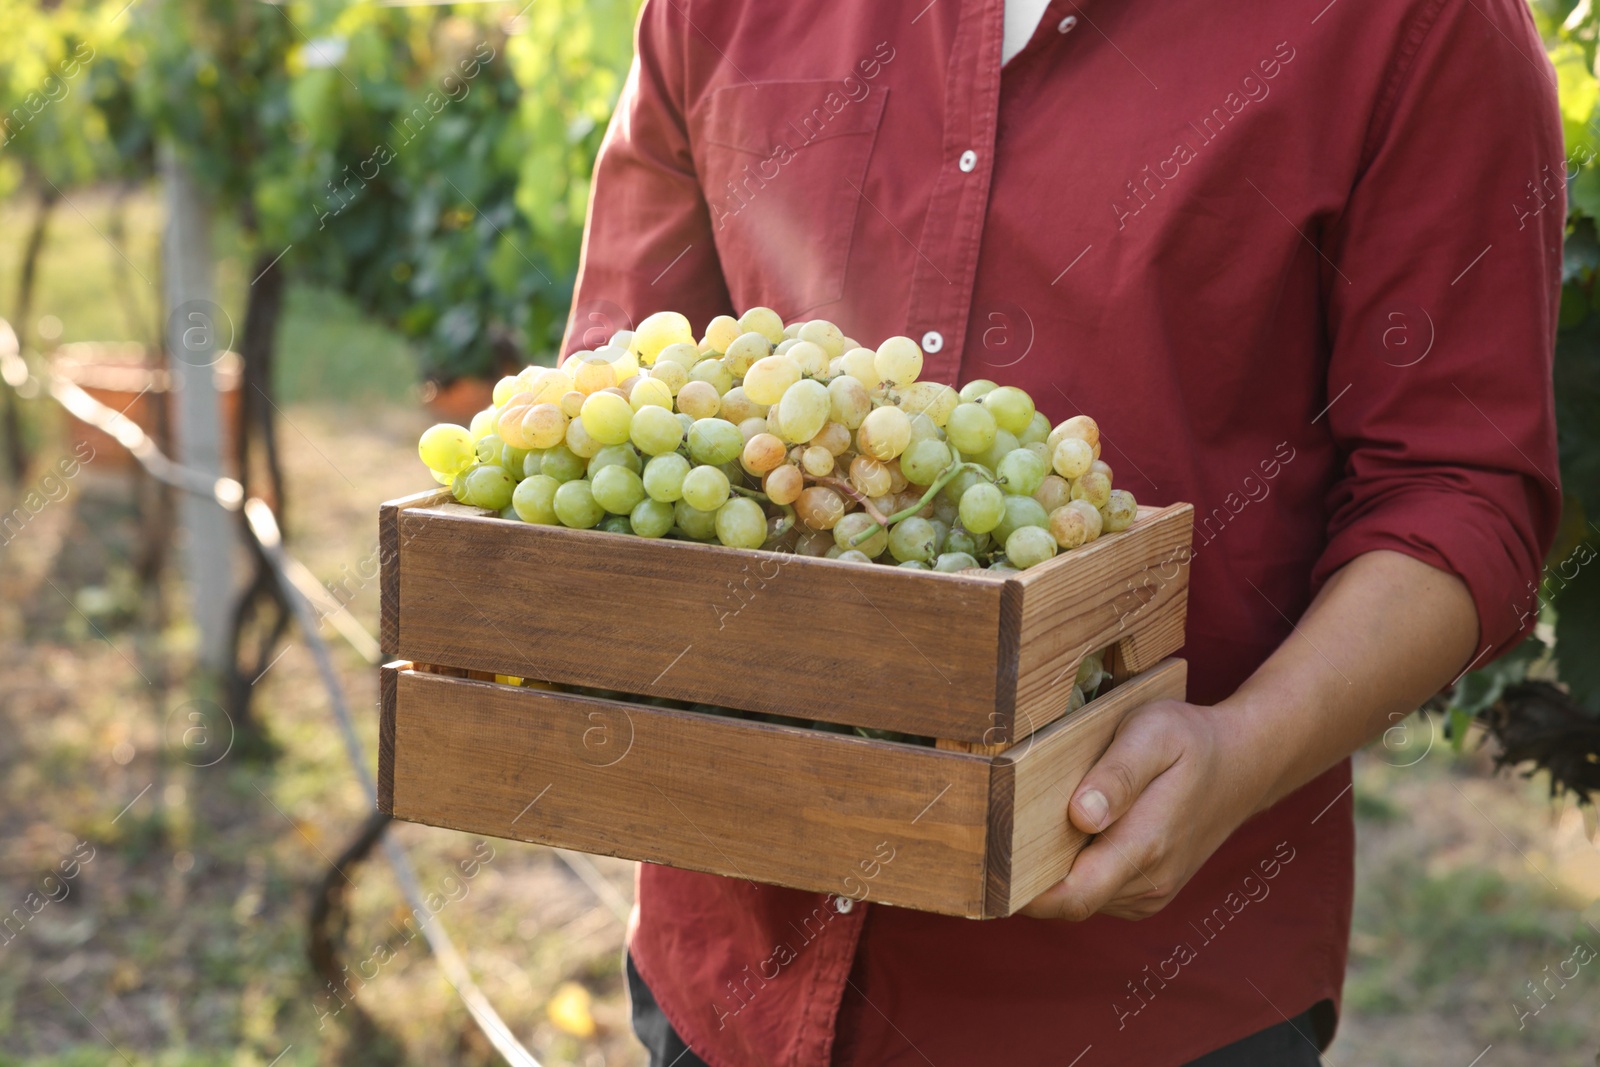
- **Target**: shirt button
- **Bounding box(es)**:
[958,150,978,173]
[921,331,944,353]
[1058,15,1078,32]
[833,895,855,914]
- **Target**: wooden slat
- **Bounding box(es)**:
[1004,504,1192,742]
[994,658,1189,915]
[378,660,401,813]
[387,669,997,916]
[379,488,452,656]
[393,508,1009,741]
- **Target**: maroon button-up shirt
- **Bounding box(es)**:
[563,0,1564,1063]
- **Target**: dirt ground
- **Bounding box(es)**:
[2,400,1598,1067]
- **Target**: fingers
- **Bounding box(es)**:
[1068,699,1185,835]
[1018,783,1178,921]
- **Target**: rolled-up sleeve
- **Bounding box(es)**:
[1312,0,1565,659]
[562,0,732,355]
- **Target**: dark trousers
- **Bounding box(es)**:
[626,954,1325,1067]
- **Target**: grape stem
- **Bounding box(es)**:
[730,485,771,502]
[848,461,992,548]
[772,503,796,538]
[814,476,891,525]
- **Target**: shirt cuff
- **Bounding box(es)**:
[1311,485,1542,662]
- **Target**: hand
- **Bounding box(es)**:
[1019,697,1267,922]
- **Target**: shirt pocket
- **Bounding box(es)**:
[695,80,889,317]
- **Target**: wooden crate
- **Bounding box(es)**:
[380,657,1188,918]
[380,490,1192,746]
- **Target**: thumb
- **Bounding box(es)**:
[1069,702,1185,835]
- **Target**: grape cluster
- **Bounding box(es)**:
[416,308,1139,571]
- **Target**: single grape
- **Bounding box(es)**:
[559,390,586,418]
[958,379,998,402]
[580,391,633,445]
[874,336,924,386]
[795,528,834,556]
[650,359,690,396]
[1061,499,1104,543]
[687,357,734,395]
[888,517,938,563]
[764,464,804,505]
[839,347,879,383]
[742,355,799,405]
[737,416,770,443]
[898,382,960,427]
[1102,489,1139,532]
[934,551,981,572]
[811,421,852,456]
[676,380,721,420]
[599,514,633,534]
[898,560,931,569]
[719,385,765,424]
[982,386,1036,435]
[743,432,787,473]
[1023,441,1053,469]
[1047,414,1100,452]
[945,527,978,557]
[571,354,618,395]
[858,405,913,460]
[703,314,742,354]
[775,338,798,355]
[849,455,893,497]
[946,402,998,454]
[591,464,647,514]
[682,465,732,511]
[801,445,835,477]
[724,332,772,376]
[835,549,874,564]
[512,475,561,524]
[827,375,872,429]
[1033,474,1072,513]
[656,342,701,370]
[795,486,846,529]
[1090,458,1114,480]
[520,403,569,450]
[900,438,952,485]
[643,453,691,502]
[474,433,505,465]
[787,340,830,378]
[941,466,987,506]
[541,444,587,483]
[553,479,604,528]
[419,423,476,475]
[631,376,674,411]
[1006,525,1058,569]
[996,448,1048,496]
[519,448,543,479]
[464,465,516,511]
[1019,410,1052,446]
[631,310,694,365]
[777,378,831,443]
[994,495,1049,544]
[958,482,1006,533]
[468,407,497,442]
[834,512,888,557]
[738,306,785,344]
[715,497,768,549]
[798,319,846,358]
[1071,470,1113,509]
[588,444,642,476]
[1053,436,1094,480]
[630,497,675,538]
[688,418,744,465]
[631,404,686,455]
[674,499,719,540]
[492,375,522,406]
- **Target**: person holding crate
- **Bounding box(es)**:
[561,0,1563,1063]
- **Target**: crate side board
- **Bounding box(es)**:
[1007,504,1192,741]
[379,661,400,813]
[393,507,1010,741]
[387,670,998,916]
[379,489,453,657]
[996,658,1189,916]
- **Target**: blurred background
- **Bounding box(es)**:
[1,1,1598,1064]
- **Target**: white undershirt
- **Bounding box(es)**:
[1002,0,1052,66]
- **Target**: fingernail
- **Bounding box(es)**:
[1077,789,1108,831]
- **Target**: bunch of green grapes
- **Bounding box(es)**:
[416,308,1140,571]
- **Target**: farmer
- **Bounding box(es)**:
[562,0,1564,1063]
